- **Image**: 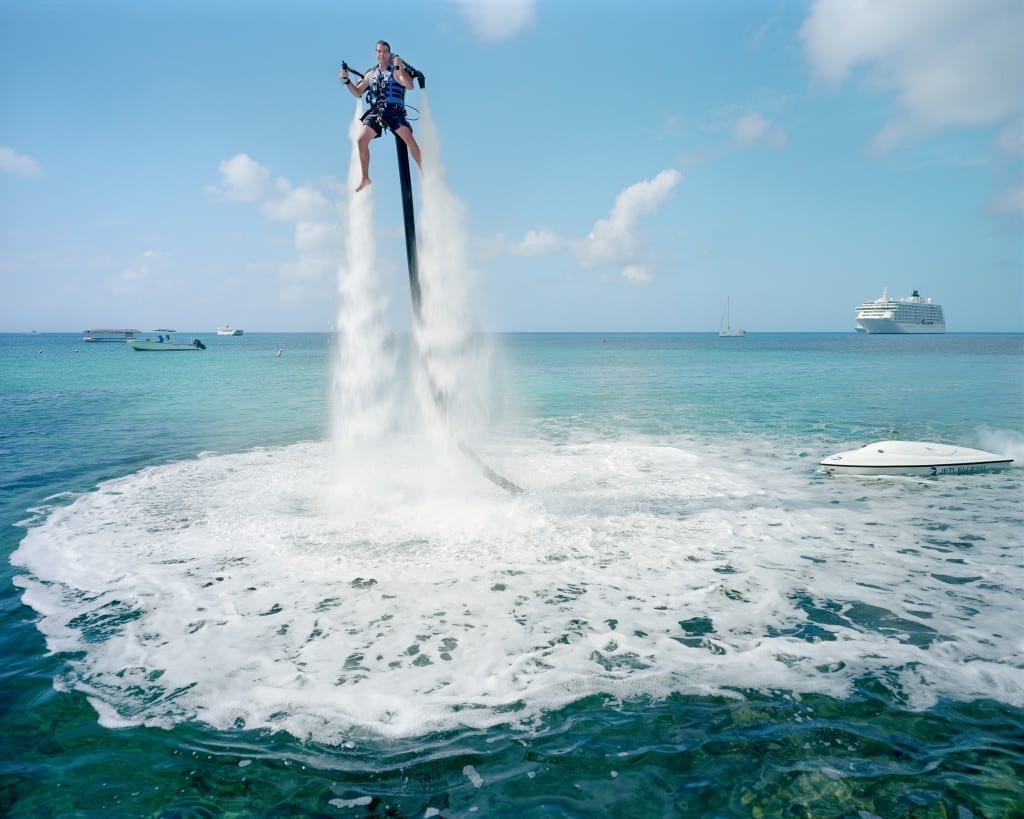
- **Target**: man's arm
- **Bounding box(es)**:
[392,58,414,91]
[339,70,365,97]
[353,69,371,95]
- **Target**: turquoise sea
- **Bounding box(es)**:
[2,330,1023,817]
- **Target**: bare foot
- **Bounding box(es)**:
[355,177,372,192]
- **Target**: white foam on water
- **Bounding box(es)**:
[12,96,1023,743]
[976,426,1024,465]
[12,435,1024,742]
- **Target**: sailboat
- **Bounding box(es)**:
[719,297,746,337]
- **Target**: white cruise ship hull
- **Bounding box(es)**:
[855,318,945,334]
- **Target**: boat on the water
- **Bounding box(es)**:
[855,288,945,334]
[820,440,1012,476]
[83,328,138,343]
[718,297,745,337]
[127,330,206,351]
[217,325,243,336]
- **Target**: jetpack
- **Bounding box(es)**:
[341,58,523,496]
[340,59,426,314]
[340,59,426,89]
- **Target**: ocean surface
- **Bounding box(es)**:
[2,330,1022,817]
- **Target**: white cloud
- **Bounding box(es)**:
[111,249,170,295]
[0,146,43,178]
[986,183,1024,228]
[510,227,564,257]
[284,221,344,279]
[732,112,786,149]
[206,153,271,202]
[480,172,681,283]
[991,118,1024,227]
[987,184,1024,214]
[209,155,332,222]
[456,0,535,41]
[295,221,342,255]
[621,265,653,287]
[477,227,565,260]
[800,0,1024,151]
[733,112,769,147]
[209,154,344,286]
[573,169,682,270]
[261,180,332,223]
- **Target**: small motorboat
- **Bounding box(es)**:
[127,330,206,351]
[820,440,1013,476]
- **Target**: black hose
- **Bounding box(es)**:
[394,136,522,496]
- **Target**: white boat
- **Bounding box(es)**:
[217,325,244,336]
[820,440,1012,476]
[855,288,945,334]
[83,328,139,343]
[718,297,746,337]
[127,330,206,351]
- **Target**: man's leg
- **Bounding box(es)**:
[356,126,375,191]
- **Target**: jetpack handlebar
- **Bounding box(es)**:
[340,60,363,80]
[340,59,425,88]
[400,60,426,88]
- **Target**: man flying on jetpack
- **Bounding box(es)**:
[339,39,422,192]
[336,46,522,495]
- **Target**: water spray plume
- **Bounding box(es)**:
[334,80,520,495]
[331,101,397,451]
[414,93,522,494]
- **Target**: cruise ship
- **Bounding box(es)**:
[854,288,945,334]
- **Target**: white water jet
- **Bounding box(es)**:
[331,91,508,496]
[331,101,398,452]
[414,93,493,453]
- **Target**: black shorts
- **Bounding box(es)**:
[362,106,411,137]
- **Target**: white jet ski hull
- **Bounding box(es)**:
[820,440,1013,476]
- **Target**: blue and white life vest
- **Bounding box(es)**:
[366,66,405,109]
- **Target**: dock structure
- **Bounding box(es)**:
[82,329,139,342]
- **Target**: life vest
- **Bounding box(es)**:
[366,66,405,109]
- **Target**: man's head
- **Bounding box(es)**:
[375,40,392,64]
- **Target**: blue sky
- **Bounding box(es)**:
[1,0,1021,333]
